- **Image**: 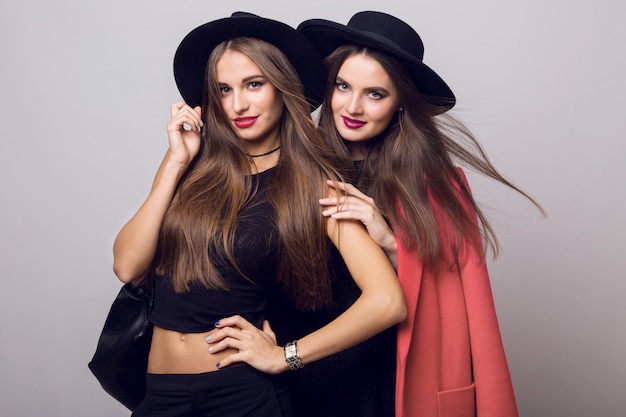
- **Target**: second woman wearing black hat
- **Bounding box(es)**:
[289,10,543,417]
[112,12,406,417]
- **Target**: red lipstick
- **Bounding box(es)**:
[234,116,258,128]
[341,116,366,129]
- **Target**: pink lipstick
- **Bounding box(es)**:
[234,116,258,128]
[341,116,366,129]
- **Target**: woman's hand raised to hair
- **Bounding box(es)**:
[167,101,203,167]
[320,180,398,269]
[112,102,203,283]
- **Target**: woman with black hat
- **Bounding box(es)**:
[294,10,543,417]
[112,12,406,417]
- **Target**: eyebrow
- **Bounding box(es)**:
[242,74,266,83]
[336,75,392,94]
[218,74,267,88]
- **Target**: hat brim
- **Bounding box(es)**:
[174,14,326,109]
[298,19,455,110]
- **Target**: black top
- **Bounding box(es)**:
[150,167,279,333]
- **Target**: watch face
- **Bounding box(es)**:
[285,344,297,357]
[284,342,303,370]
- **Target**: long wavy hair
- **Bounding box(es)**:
[318,45,543,262]
[156,38,349,309]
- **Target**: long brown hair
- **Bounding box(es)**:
[318,45,544,262]
[157,38,349,309]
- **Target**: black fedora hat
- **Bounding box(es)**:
[298,11,455,110]
[173,12,326,109]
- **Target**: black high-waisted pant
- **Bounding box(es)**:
[131,365,293,417]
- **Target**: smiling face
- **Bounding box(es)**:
[216,49,284,153]
[330,53,401,157]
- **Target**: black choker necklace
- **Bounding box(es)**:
[246,146,281,163]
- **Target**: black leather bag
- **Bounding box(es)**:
[88,281,154,411]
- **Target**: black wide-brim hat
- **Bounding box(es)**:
[174,12,326,109]
[298,11,455,111]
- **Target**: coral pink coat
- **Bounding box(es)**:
[395,170,519,417]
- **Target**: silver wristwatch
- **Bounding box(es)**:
[284,340,304,370]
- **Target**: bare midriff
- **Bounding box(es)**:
[148,325,239,374]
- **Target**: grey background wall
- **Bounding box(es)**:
[1,1,624,416]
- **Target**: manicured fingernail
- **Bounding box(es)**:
[216,362,220,368]
[214,320,220,327]
[208,347,214,353]
[205,335,212,342]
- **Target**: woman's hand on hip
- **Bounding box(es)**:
[207,316,288,374]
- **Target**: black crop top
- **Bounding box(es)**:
[150,167,279,333]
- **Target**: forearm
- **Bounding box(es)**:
[296,285,405,364]
[113,152,189,282]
